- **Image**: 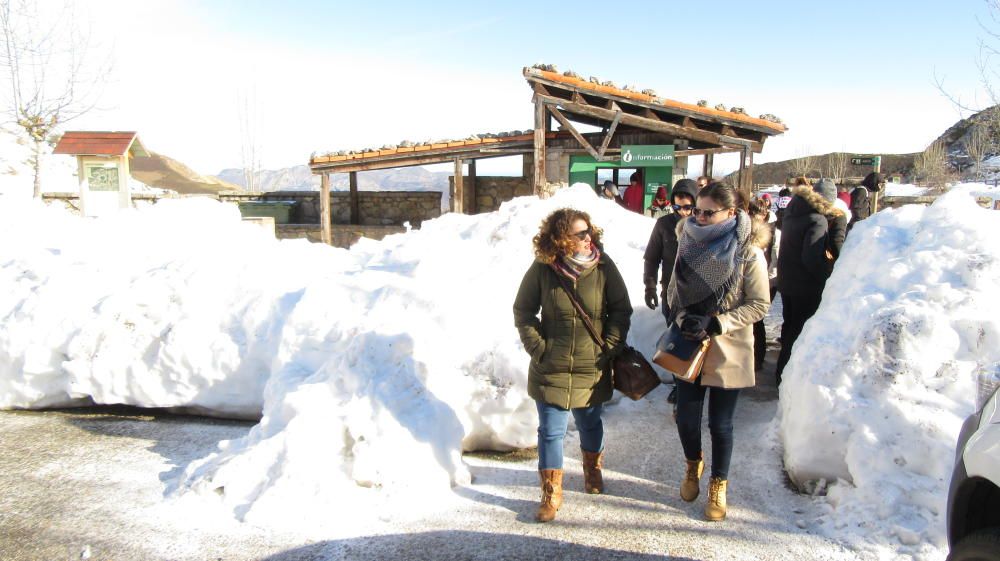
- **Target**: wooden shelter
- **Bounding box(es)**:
[523,66,787,199]
[308,65,787,245]
[53,131,149,216]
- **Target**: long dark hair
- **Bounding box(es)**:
[697,182,743,211]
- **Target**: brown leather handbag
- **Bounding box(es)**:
[550,267,661,400]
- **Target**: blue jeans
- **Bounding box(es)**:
[675,376,740,479]
[535,401,604,470]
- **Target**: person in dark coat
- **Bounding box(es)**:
[813,178,848,259]
[513,208,632,522]
[643,178,699,322]
[849,172,882,229]
[773,184,843,385]
[643,178,699,405]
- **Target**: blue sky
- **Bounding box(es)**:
[80,0,992,175]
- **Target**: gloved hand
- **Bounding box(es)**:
[680,315,721,341]
[644,277,658,310]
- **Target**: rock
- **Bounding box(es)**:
[730,106,746,115]
[641,88,657,97]
[715,103,727,111]
[697,100,709,107]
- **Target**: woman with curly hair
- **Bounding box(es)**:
[513,208,632,522]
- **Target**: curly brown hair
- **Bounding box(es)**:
[532,208,603,264]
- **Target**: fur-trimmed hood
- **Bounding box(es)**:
[789,185,844,218]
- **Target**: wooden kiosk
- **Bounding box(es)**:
[52,131,149,217]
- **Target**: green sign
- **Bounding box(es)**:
[851,155,881,166]
[621,145,674,167]
[85,164,120,192]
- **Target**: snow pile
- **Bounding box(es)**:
[0,184,666,527]
[883,183,928,197]
[778,186,1000,558]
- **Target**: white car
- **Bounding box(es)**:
[947,367,1000,561]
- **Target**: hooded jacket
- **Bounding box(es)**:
[777,186,845,298]
[643,179,700,290]
[513,252,632,409]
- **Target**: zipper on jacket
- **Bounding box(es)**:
[568,279,577,409]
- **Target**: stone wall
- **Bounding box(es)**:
[218,191,441,226]
[448,176,532,214]
[277,224,406,246]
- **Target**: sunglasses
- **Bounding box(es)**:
[692,207,732,218]
[671,204,694,212]
[572,228,592,240]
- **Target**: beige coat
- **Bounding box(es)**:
[667,218,771,389]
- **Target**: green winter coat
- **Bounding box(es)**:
[513,254,632,409]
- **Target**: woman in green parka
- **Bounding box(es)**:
[513,208,632,522]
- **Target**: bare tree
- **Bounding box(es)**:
[913,140,953,190]
[789,146,815,178]
[824,151,849,182]
[236,87,261,193]
[965,125,991,179]
[0,0,108,198]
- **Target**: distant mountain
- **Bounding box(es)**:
[130,152,241,194]
[737,153,917,186]
[214,165,451,194]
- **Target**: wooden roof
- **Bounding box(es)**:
[525,67,785,153]
[310,132,556,174]
[53,131,149,157]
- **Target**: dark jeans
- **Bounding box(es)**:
[535,401,604,470]
[775,291,823,385]
[675,377,741,479]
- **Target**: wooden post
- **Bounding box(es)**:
[349,171,359,225]
[320,173,331,245]
[533,99,546,194]
[737,150,746,192]
[743,147,754,192]
[453,158,464,213]
[703,153,714,179]
[468,159,477,214]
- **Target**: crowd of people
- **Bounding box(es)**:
[514,171,883,525]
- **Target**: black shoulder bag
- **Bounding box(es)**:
[549,265,660,400]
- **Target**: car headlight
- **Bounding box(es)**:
[976,363,1000,412]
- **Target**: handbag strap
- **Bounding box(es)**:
[549,264,606,349]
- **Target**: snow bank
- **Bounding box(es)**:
[0,184,667,527]
[883,183,928,197]
[779,187,1000,558]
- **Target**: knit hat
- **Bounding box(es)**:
[671,178,699,204]
[813,178,837,203]
[654,186,668,200]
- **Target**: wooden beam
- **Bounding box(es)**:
[703,153,715,178]
[548,105,602,161]
[468,159,477,214]
[320,173,331,245]
[743,146,754,192]
[598,104,622,159]
[453,158,464,213]
[535,93,764,153]
[310,146,534,174]
[533,99,546,194]
[349,171,359,225]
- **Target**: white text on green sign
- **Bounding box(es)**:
[622,145,675,167]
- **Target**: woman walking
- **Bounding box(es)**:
[665,182,770,521]
[513,208,632,522]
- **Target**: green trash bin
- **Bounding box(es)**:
[237,201,298,224]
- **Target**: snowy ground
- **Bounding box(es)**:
[0,340,863,561]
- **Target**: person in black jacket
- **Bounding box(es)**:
[643,178,698,405]
[813,178,848,259]
[643,178,699,322]
[849,172,881,230]
[773,184,844,385]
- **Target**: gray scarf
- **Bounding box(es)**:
[671,210,751,316]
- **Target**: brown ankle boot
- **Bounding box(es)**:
[581,449,604,494]
[536,469,564,522]
[705,477,728,521]
[680,452,704,502]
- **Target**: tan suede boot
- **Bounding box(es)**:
[581,449,604,494]
[680,452,704,502]
[536,469,564,522]
[705,477,728,521]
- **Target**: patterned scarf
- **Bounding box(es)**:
[555,246,601,280]
[671,210,751,315]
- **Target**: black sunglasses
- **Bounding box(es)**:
[671,204,694,212]
[692,207,732,218]
[572,228,592,240]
